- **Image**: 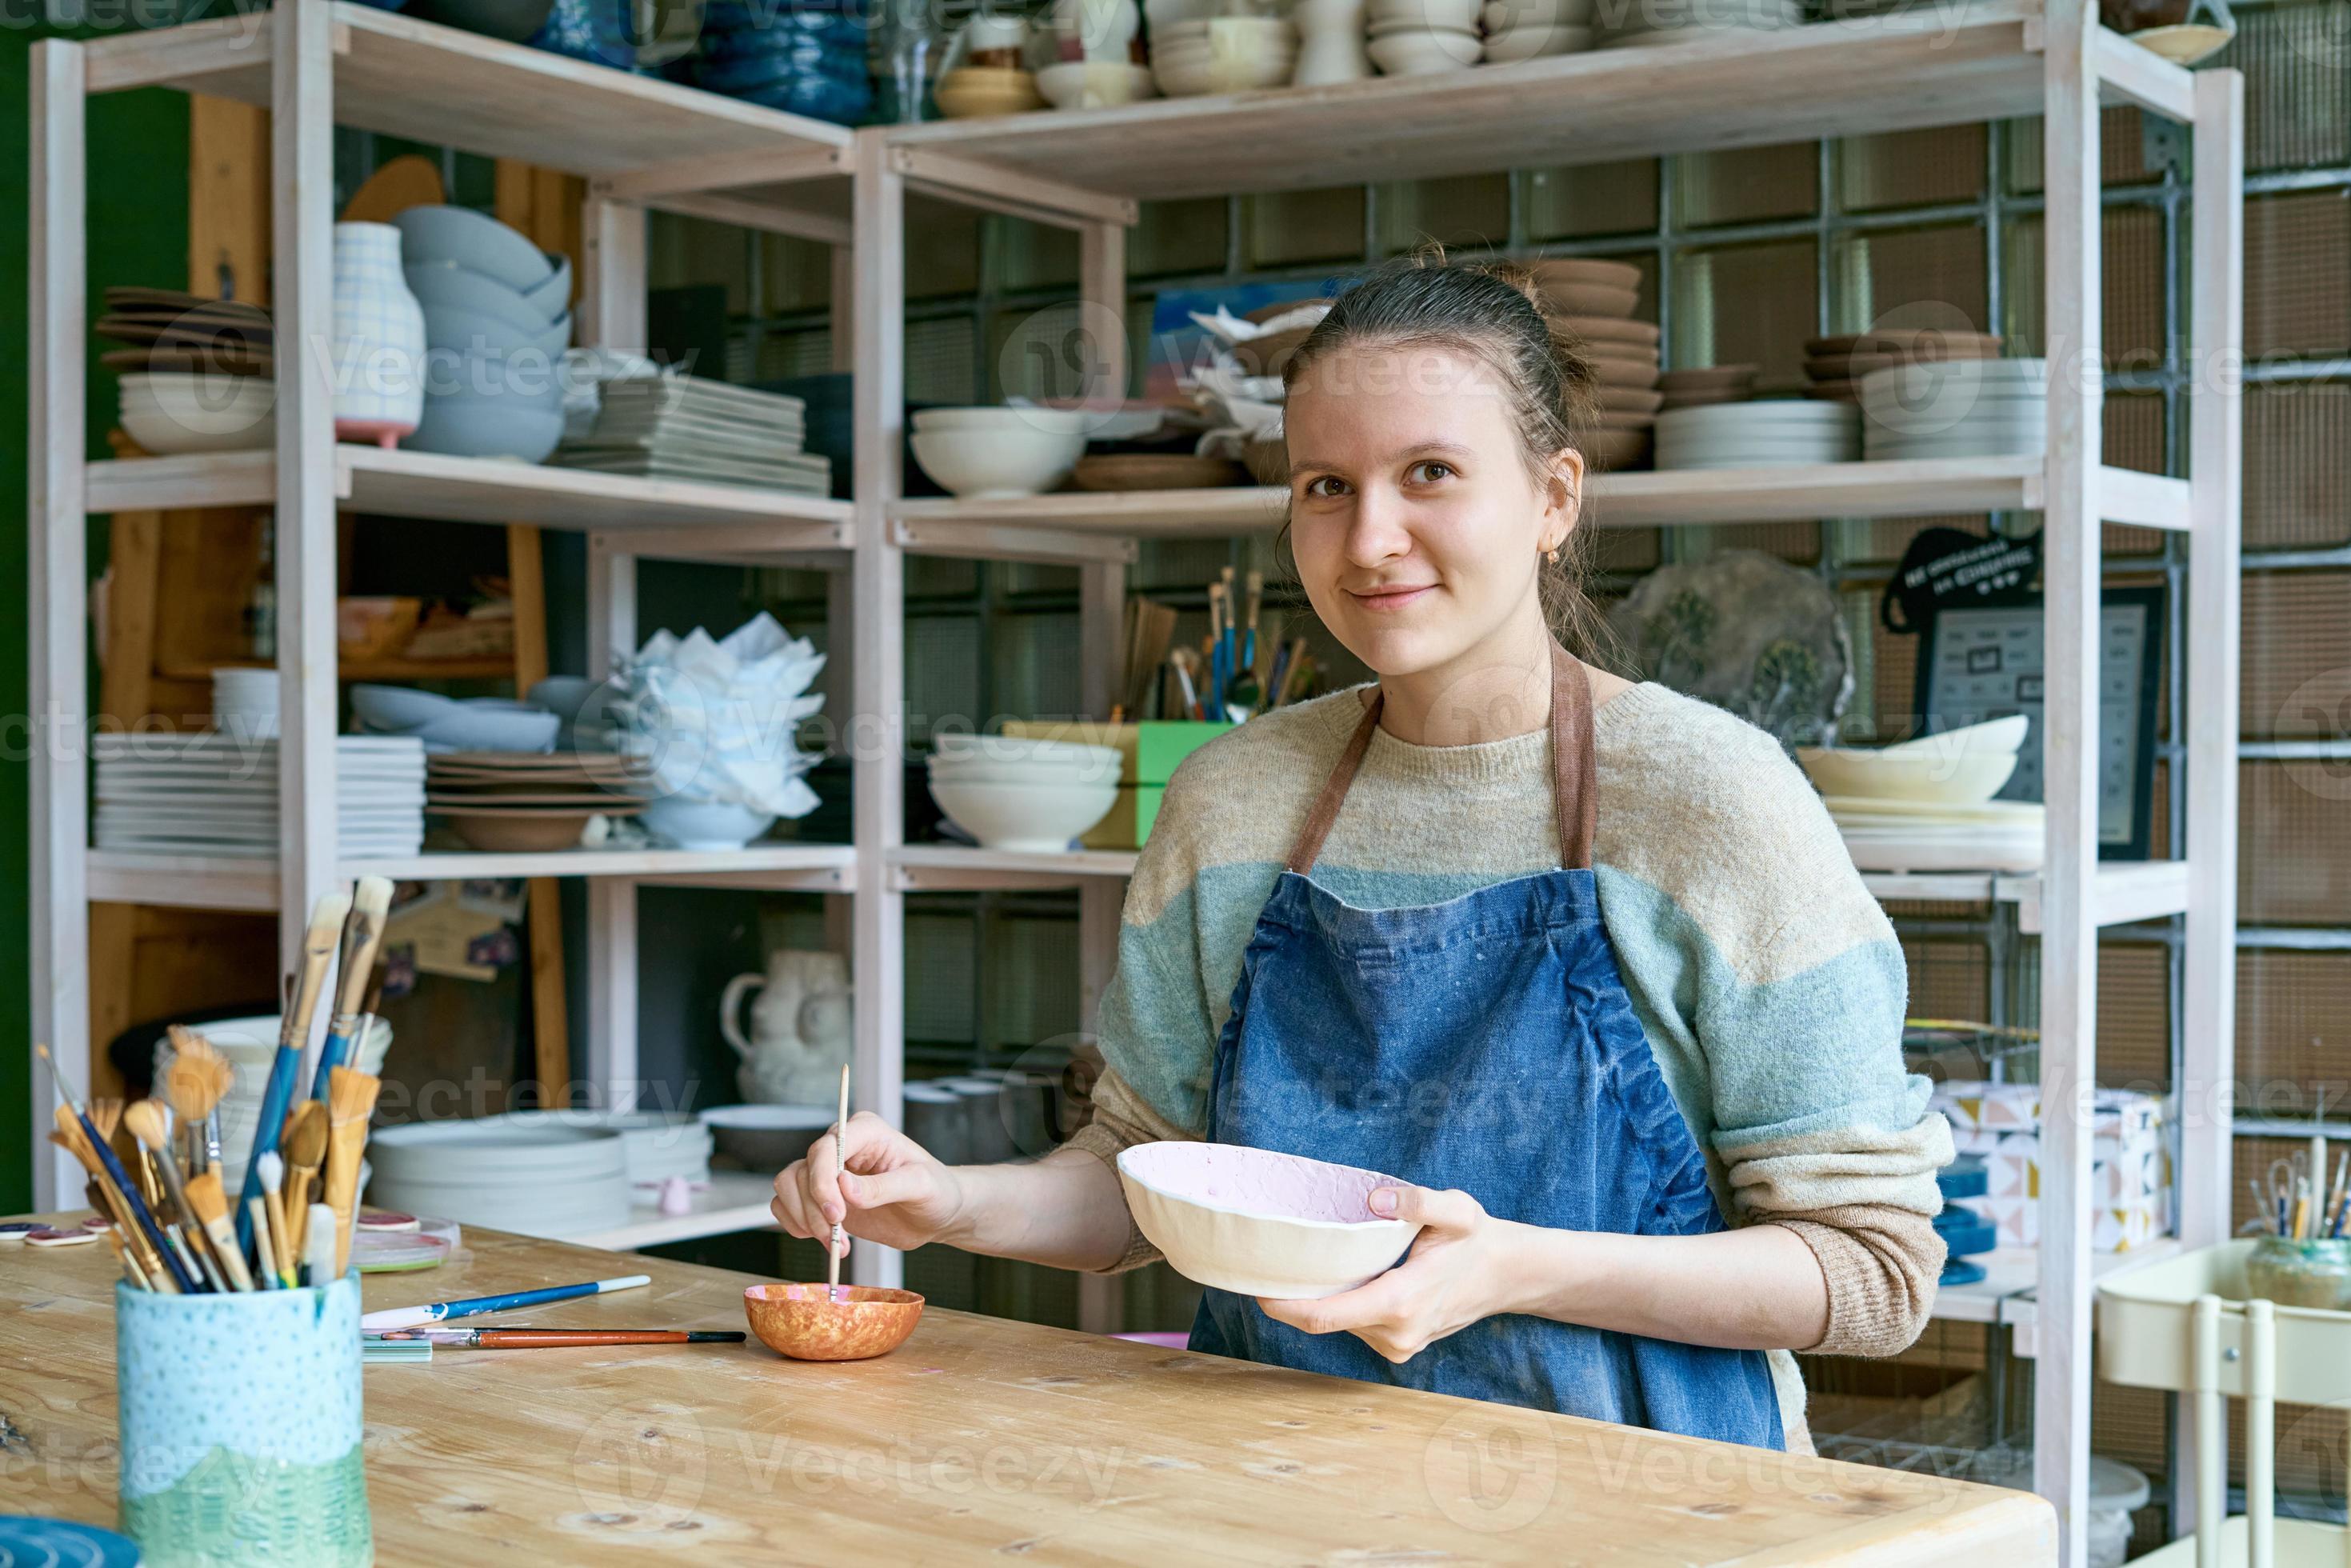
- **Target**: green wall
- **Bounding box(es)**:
[0,25,189,1214]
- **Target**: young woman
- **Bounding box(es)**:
[774,256,1950,1452]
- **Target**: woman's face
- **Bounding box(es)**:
[1284,342,1582,685]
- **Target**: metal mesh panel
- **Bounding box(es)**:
[646,212,752,312]
[906,314,978,405]
[2246,190,2351,358]
[1670,237,1817,389]
[2105,391,2169,558]
[2097,941,2172,1094]
[1525,158,1661,239]
[1903,939,1989,1022]
[1840,126,1988,213]
[990,610,1082,721]
[2245,381,2351,550]
[2004,106,2153,192]
[906,614,982,742]
[907,556,980,598]
[2239,950,2351,1115]
[1588,526,1661,575]
[1132,197,1231,278]
[1833,222,1991,334]
[2242,570,2351,738]
[903,905,978,1046]
[1672,143,1818,227]
[1377,175,1510,254]
[906,204,982,299]
[1246,185,1367,266]
[1853,513,2000,566]
[1706,522,1820,562]
[986,913,1083,1050]
[1134,537,1241,594]
[751,328,834,382]
[2232,1,2351,173]
[2239,759,2351,923]
[996,217,1079,293]
[2001,206,2167,366]
[757,232,832,316]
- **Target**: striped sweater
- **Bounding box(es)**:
[1062,680,1953,1446]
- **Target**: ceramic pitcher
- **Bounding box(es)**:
[720,949,853,1106]
[330,222,426,448]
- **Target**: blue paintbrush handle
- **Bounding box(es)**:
[80,1106,198,1293]
[310,1022,358,1102]
[235,1042,302,1252]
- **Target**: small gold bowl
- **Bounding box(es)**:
[744,1283,926,1362]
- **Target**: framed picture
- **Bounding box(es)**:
[1912,584,2165,861]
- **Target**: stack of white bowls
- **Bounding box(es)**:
[118,370,276,455]
[1860,358,2049,461]
[1599,0,1804,47]
[154,1015,394,1196]
[926,735,1121,853]
[1367,0,1481,74]
[1481,0,1594,61]
[1151,15,1297,94]
[397,205,574,463]
[910,406,1090,498]
[366,1114,631,1240]
[1654,400,1862,468]
[210,667,280,739]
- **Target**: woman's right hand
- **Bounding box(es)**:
[772,1110,966,1258]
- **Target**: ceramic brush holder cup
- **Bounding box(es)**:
[115,1274,372,1566]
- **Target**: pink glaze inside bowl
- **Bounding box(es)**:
[1118,1142,1399,1226]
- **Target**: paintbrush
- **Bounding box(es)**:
[302,1202,338,1290]
[163,1026,234,1176]
[322,1066,382,1277]
[830,1062,850,1302]
[183,1171,254,1290]
[82,1175,170,1294]
[256,1150,295,1289]
[238,892,350,1251]
[396,1330,748,1349]
[248,1188,281,1290]
[311,877,393,1099]
[122,1099,210,1270]
[39,1046,198,1294]
[359,1274,652,1334]
[280,1098,329,1266]
[62,1126,180,1292]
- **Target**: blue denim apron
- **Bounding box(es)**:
[1189,645,1785,1448]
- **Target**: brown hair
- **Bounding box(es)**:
[1277,248,1608,656]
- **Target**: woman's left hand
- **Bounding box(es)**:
[1255,1185,1525,1363]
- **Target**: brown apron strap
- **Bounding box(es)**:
[1284,691,1385,874]
[1285,643,1600,875]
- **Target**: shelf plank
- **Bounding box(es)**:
[87,446,854,541]
[574,1170,781,1252]
[84,2,852,230]
[891,459,2179,546]
[85,844,856,906]
[885,6,2050,200]
[890,845,1139,890]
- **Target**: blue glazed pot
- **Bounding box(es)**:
[115,1275,371,1566]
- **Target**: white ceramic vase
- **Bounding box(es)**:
[1292,0,1370,84]
[330,222,426,449]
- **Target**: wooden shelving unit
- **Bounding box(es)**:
[30,4,2241,1558]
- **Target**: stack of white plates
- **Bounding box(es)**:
[552,374,830,495]
[93,734,427,859]
[495,1108,712,1186]
[1653,400,1861,469]
[1152,16,1297,94]
[926,735,1121,853]
[1829,797,2046,874]
[366,1114,633,1239]
[154,1015,394,1195]
[1366,0,1481,75]
[1599,0,1805,47]
[1861,358,2048,461]
[210,667,280,740]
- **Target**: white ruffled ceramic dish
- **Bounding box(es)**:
[1118,1141,1417,1299]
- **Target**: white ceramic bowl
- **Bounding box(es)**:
[1877,714,2030,758]
[402,258,561,333]
[911,406,1098,436]
[409,387,566,463]
[1367,30,1481,72]
[366,1115,632,1239]
[119,372,277,454]
[1118,1141,1418,1299]
[911,426,1086,498]
[639,795,777,850]
[1037,60,1160,108]
[701,1102,834,1171]
[1795,744,2021,805]
[930,734,1122,782]
[928,776,1118,852]
[1484,0,1595,25]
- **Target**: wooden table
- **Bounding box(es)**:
[0,1216,2054,1563]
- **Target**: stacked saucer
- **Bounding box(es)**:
[1858,358,2049,461]
[1599,0,1805,48]
[1536,258,1656,469]
[1805,329,2002,404]
[426,751,653,854]
[1657,364,1758,410]
[554,375,830,494]
[1654,400,1861,469]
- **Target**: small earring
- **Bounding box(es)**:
[1545,546,1560,566]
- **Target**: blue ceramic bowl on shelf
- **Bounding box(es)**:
[530,0,702,71]
[686,0,873,125]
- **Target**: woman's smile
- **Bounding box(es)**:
[1347,582,1437,613]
